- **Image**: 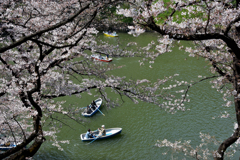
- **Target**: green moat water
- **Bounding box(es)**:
[35,32,235,160]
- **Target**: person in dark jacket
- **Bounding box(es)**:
[91,100,96,110]
[86,106,92,114]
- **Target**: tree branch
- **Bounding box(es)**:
[224,14,240,36]
[215,128,240,160]
[0,3,90,53]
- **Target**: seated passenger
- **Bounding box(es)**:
[85,129,95,139]
[86,106,92,114]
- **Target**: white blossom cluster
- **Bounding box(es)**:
[156,131,236,159]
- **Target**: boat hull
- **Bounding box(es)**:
[91,57,112,62]
[80,128,122,141]
[0,143,17,151]
[91,55,112,62]
[103,32,118,37]
[82,98,102,117]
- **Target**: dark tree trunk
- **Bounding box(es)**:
[215,129,239,160]
[232,56,240,125]
[214,53,240,160]
[0,116,45,160]
[4,138,45,160]
[237,0,240,8]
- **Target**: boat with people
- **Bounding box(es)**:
[82,98,103,117]
[103,31,118,37]
[91,54,112,62]
[0,142,18,151]
[80,128,122,142]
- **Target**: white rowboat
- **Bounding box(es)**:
[80,128,122,142]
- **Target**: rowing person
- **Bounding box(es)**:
[98,125,106,136]
[91,100,96,110]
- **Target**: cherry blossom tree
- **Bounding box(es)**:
[0,0,187,159]
[4,0,240,159]
[116,0,240,159]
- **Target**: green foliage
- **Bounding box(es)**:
[154,0,235,25]
[119,16,133,24]
[155,1,205,25]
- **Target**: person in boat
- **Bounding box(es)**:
[86,106,92,114]
[106,54,109,60]
[3,142,11,146]
[98,125,106,136]
[91,100,96,110]
[85,129,95,139]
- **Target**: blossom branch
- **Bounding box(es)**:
[0,3,90,53]
[13,117,26,141]
[180,75,220,106]
[146,17,240,59]
[4,116,16,143]
[210,58,233,83]
[224,14,240,36]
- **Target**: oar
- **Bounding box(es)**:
[97,108,105,116]
[88,135,100,144]
[75,107,87,111]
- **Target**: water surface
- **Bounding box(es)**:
[35,32,236,160]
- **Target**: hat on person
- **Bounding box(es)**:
[102,125,105,128]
